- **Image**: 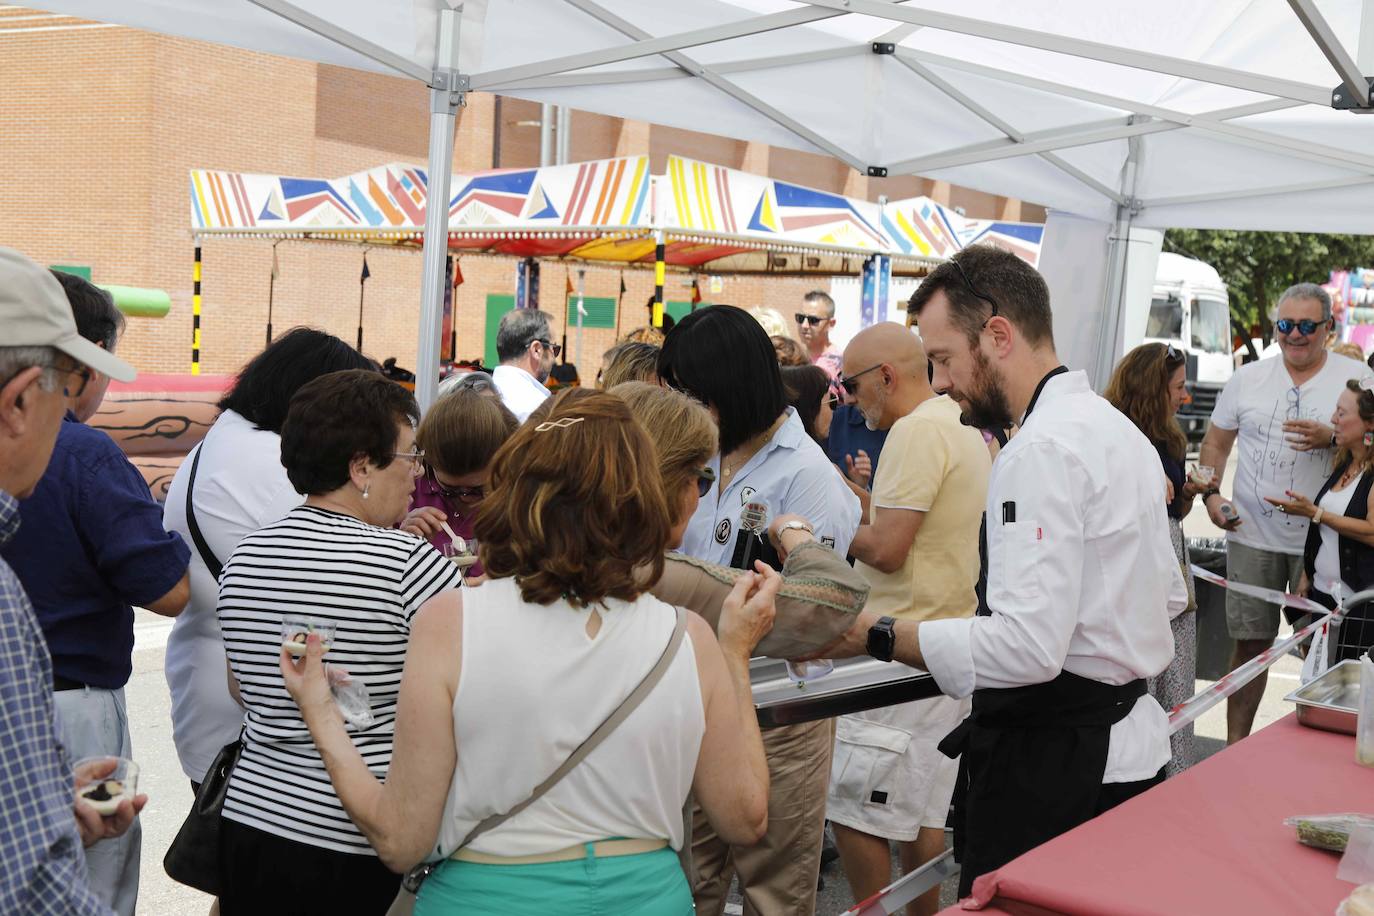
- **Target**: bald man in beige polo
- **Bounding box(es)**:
[829,323,989,915]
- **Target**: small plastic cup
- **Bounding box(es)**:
[785,659,835,685]
[1189,464,1215,487]
[74,756,139,817]
[281,617,336,658]
[442,537,479,570]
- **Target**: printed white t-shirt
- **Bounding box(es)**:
[1209,352,1365,554]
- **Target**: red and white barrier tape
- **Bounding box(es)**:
[1188,564,1329,616]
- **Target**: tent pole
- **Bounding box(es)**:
[653,230,665,328]
[1094,128,1144,391]
[192,244,202,376]
[1360,0,1374,73]
[416,7,467,414]
[575,268,586,372]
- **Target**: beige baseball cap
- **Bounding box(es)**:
[0,247,136,382]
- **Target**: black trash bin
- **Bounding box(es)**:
[1188,537,1231,681]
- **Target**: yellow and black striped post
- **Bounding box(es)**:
[192,245,202,376]
[652,230,665,328]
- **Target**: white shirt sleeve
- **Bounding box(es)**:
[783,464,861,557]
[1209,368,1242,431]
[921,441,1086,693]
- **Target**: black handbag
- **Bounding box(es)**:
[163,439,240,895]
[162,734,242,896]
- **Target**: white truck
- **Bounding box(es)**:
[1142,252,1235,448]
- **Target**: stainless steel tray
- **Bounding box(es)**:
[1284,659,1361,735]
[751,656,943,729]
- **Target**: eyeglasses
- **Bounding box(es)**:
[1165,343,1185,365]
[390,448,426,468]
[1276,318,1326,336]
[427,467,485,503]
[533,338,563,358]
[55,365,91,398]
[826,391,841,411]
[795,313,828,327]
[694,465,717,498]
[951,259,1000,329]
[839,364,882,396]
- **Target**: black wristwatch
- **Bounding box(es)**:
[866,616,897,663]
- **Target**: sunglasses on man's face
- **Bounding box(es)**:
[695,465,717,498]
[839,363,882,396]
[795,313,828,327]
[1276,318,1326,336]
[534,338,563,358]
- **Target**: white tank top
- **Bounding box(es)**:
[434,577,705,857]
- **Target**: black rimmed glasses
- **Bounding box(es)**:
[951,259,1000,329]
[694,465,717,498]
[426,466,485,504]
[826,391,841,411]
[795,313,827,327]
[839,364,882,396]
[534,338,563,358]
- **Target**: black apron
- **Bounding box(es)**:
[938,366,1153,897]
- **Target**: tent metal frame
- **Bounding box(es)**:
[246,0,1374,409]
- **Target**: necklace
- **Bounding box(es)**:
[721,415,786,481]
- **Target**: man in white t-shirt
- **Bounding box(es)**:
[1200,283,1367,743]
[491,309,556,422]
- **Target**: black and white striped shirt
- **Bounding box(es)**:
[218,505,463,855]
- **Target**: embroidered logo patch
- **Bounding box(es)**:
[714,519,732,544]
[739,486,757,505]
[869,790,888,806]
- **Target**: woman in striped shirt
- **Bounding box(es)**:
[217,370,463,915]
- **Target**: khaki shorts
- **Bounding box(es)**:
[825,693,970,842]
[1225,540,1304,641]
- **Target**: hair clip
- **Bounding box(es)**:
[534,416,585,432]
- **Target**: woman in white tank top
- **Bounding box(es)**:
[283,389,776,916]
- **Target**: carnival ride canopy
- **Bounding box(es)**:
[190,153,1041,275]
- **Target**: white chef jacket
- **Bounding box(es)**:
[493,364,551,423]
[921,370,1187,783]
[680,407,861,564]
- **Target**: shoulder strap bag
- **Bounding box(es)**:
[387,606,689,916]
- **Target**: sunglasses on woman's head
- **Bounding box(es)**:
[695,465,717,497]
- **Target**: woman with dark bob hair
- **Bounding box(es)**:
[282,388,776,916]
[400,388,519,579]
[658,304,860,915]
[163,327,374,794]
[216,369,465,913]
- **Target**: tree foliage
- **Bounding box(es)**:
[1162,229,1374,340]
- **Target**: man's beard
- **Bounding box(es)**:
[861,387,886,431]
[955,349,1014,431]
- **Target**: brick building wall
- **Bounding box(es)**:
[0,11,1043,381]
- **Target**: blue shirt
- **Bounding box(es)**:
[0,490,110,915]
[825,404,889,484]
[681,408,861,564]
[1,414,190,689]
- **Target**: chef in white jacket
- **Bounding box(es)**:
[810,246,1187,897]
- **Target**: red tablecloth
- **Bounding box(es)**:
[937,714,1374,916]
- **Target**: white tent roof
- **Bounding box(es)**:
[35,0,1374,233]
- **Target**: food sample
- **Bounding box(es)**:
[449,553,478,569]
[1287,813,1374,851]
[282,631,311,657]
[1342,884,1374,916]
[78,779,126,816]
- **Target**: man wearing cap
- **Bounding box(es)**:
[0,247,148,915]
[3,271,189,914]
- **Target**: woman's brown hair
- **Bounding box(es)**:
[611,381,718,502]
[475,388,672,607]
[1334,378,1374,473]
[1105,342,1188,461]
[416,388,518,476]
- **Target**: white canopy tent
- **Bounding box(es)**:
[36,0,1374,405]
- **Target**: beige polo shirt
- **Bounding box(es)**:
[857,394,990,621]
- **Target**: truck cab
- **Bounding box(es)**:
[1143,252,1234,449]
